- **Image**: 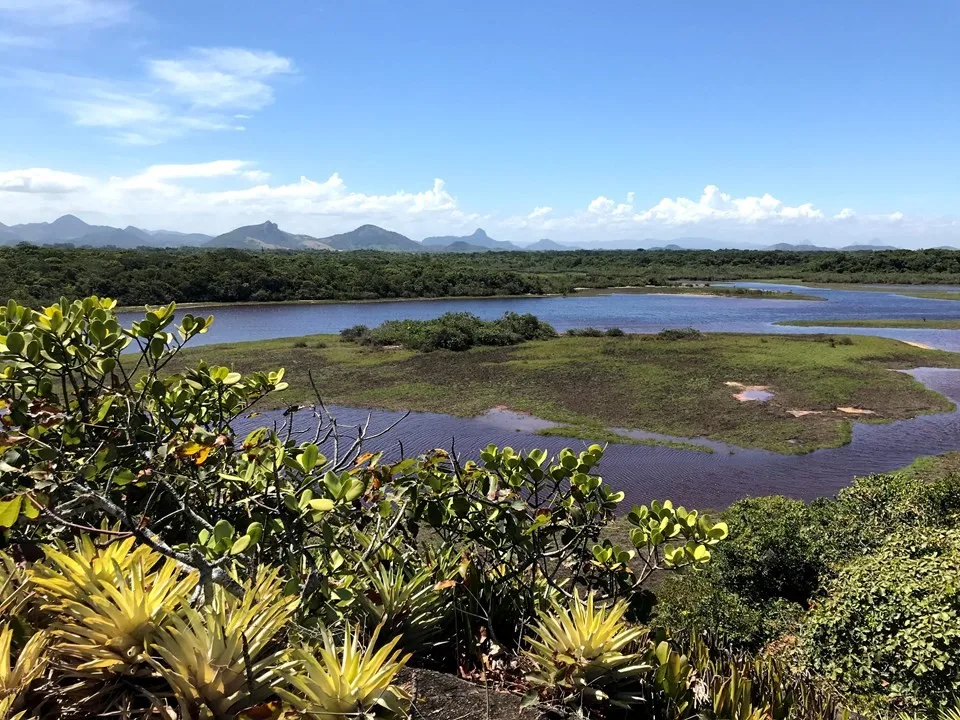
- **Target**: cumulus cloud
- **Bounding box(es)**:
[0,167,947,247]
[0,163,471,237]
[634,185,824,224]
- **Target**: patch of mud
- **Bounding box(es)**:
[725,381,774,402]
[902,340,933,350]
[837,406,876,415]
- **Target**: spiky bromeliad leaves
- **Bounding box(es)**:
[357,562,454,652]
[149,566,299,720]
[524,590,652,708]
[29,542,198,673]
[277,625,411,720]
[0,624,47,720]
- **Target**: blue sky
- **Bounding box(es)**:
[0,0,957,246]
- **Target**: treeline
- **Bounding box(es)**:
[4,243,960,306]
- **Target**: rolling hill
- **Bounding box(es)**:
[421,228,521,251]
[319,224,422,252]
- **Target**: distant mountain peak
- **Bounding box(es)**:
[470,228,490,239]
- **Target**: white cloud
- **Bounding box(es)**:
[10,47,289,145]
[634,185,824,224]
[0,167,949,248]
[0,0,132,27]
[148,48,293,110]
[0,168,93,193]
[588,196,615,214]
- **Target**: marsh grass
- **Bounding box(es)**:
[176,332,960,454]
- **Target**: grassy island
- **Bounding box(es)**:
[180,330,960,454]
[777,318,960,329]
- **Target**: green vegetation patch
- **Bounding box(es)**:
[578,285,825,301]
[339,311,556,352]
[178,331,960,454]
[7,245,960,308]
[777,318,960,329]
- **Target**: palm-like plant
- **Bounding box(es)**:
[358,563,453,651]
[30,542,197,672]
[277,625,411,719]
[150,566,299,720]
[525,590,652,707]
[0,624,47,719]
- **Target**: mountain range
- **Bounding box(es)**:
[0,215,215,249]
[0,214,945,253]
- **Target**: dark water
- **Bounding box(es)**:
[120,283,960,351]
[234,368,960,510]
[132,286,960,506]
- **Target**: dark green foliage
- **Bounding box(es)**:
[6,244,960,307]
[654,496,823,649]
[656,465,960,712]
[656,328,704,341]
[341,312,557,352]
[565,327,606,337]
[339,324,370,341]
[800,527,960,711]
[0,245,560,306]
[565,326,625,337]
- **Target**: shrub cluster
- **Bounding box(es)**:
[339,311,557,351]
[656,327,705,341]
[653,466,960,713]
[565,326,626,337]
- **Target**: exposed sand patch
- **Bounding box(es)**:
[901,340,933,350]
[725,381,774,402]
[787,410,823,418]
[837,406,876,415]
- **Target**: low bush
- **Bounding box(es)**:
[656,327,704,341]
[800,527,960,712]
[340,311,556,351]
[654,495,825,650]
[339,324,370,341]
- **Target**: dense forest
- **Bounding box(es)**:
[4,244,960,306]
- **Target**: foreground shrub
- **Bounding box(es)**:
[525,591,650,708]
[799,526,960,712]
[278,625,411,719]
[149,568,298,719]
[0,537,412,720]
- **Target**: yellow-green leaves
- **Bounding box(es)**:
[0,496,22,528]
[627,500,727,570]
[277,625,411,720]
[525,591,651,708]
